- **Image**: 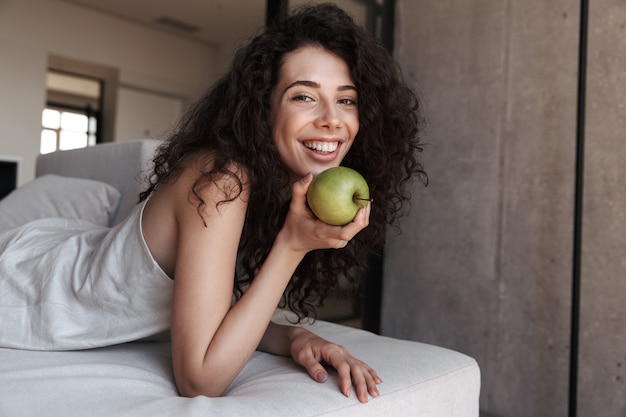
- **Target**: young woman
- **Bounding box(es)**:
[0,3,425,404]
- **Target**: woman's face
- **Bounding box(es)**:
[270,46,359,181]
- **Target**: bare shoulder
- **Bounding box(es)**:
[142,152,249,277]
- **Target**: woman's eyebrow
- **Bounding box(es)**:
[337,85,357,92]
[283,80,357,94]
[284,80,319,91]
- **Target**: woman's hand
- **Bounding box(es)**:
[277,174,371,255]
[287,326,382,403]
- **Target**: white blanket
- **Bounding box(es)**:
[0,199,173,350]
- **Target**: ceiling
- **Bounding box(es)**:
[62,0,268,49]
[61,1,370,51]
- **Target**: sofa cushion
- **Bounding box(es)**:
[0,174,121,232]
[0,317,480,417]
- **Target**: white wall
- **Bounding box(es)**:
[0,0,218,186]
[114,87,184,142]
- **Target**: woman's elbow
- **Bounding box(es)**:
[174,367,229,398]
[176,377,227,398]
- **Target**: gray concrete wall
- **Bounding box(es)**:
[578,2,626,416]
[381,0,626,416]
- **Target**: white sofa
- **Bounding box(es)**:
[0,139,480,417]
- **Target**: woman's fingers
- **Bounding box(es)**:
[290,329,381,403]
[300,355,329,383]
[322,345,381,403]
[314,202,371,246]
[336,361,380,403]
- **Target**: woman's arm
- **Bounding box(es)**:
[169,171,371,399]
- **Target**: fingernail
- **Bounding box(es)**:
[316,371,327,382]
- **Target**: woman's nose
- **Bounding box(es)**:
[314,101,342,130]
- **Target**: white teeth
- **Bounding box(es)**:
[304,141,338,154]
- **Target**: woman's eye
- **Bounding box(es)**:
[338,98,357,106]
[292,94,314,102]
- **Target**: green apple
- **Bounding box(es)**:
[306,167,370,226]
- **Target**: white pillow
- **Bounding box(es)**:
[0,174,121,231]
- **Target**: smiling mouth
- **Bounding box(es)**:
[303,141,339,154]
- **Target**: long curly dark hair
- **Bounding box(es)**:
[140,3,427,320]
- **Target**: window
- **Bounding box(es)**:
[40,107,97,154]
[40,70,102,154]
[41,55,119,154]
